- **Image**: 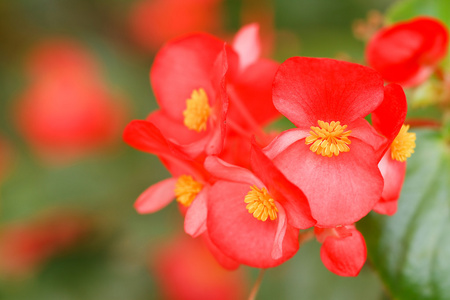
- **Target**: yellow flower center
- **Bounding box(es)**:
[244,185,278,221]
[183,88,211,132]
[305,120,352,157]
[174,175,203,207]
[390,124,416,162]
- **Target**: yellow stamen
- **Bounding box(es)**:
[244,185,278,221]
[390,124,416,162]
[174,175,203,207]
[305,120,352,157]
[183,88,211,132]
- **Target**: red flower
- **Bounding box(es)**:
[150,234,248,300]
[264,57,407,227]
[136,24,279,163]
[314,225,367,277]
[15,40,126,164]
[366,17,449,87]
[129,0,223,51]
[204,143,315,268]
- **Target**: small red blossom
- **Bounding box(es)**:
[150,235,248,300]
[204,143,315,268]
[314,225,367,277]
[264,57,407,227]
[15,40,127,164]
[366,17,449,87]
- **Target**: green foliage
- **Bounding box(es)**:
[359,129,450,300]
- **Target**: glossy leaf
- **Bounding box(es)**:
[359,129,450,300]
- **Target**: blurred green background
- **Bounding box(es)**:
[0,0,398,299]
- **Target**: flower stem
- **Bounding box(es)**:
[248,269,266,300]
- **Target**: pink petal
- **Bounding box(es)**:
[232,23,261,71]
[320,226,367,277]
[204,156,263,187]
[184,187,209,237]
[273,57,384,129]
[134,178,177,214]
[272,138,383,227]
[207,181,299,268]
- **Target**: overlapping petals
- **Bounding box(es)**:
[366,17,449,87]
[204,144,315,268]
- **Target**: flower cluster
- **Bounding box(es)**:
[124,22,420,277]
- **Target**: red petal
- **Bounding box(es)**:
[204,156,264,187]
[123,119,186,158]
[373,150,406,216]
[185,187,209,237]
[272,138,383,227]
[134,178,177,214]
[347,118,386,156]
[251,142,315,229]
[273,57,384,129]
[372,83,407,158]
[207,181,299,268]
[228,59,280,130]
[232,23,261,71]
[263,128,310,158]
[201,232,240,270]
[150,33,226,120]
[366,17,449,87]
[320,226,367,277]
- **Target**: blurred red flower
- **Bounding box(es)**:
[151,234,248,300]
[129,0,223,51]
[0,212,90,278]
[264,57,406,227]
[15,40,127,164]
[366,17,449,87]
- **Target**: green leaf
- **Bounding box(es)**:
[359,129,450,300]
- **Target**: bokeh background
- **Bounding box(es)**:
[0,0,399,299]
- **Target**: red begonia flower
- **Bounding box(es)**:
[264,57,407,227]
[151,235,247,300]
[129,0,222,51]
[15,78,126,164]
[366,17,449,87]
[204,143,315,268]
[15,40,126,164]
[124,120,212,237]
[143,26,279,163]
[314,225,367,277]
